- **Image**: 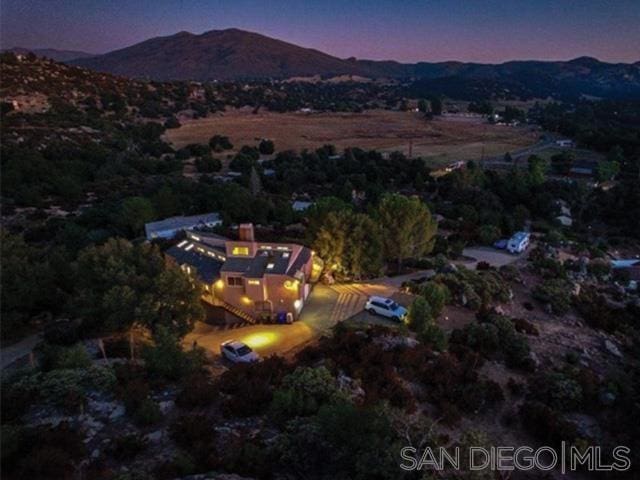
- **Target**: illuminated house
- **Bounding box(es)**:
[166,223,317,323]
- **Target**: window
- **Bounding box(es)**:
[232,246,249,256]
[247,279,260,286]
[227,276,243,287]
[267,263,275,270]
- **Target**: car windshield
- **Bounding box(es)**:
[236,346,252,356]
[389,302,400,310]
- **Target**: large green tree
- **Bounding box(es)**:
[312,210,383,279]
[376,194,438,270]
[70,238,203,337]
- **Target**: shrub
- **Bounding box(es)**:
[209,135,233,152]
[195,155,222,173]
[39,343,92,371]
[132,398,162,426]
[43,319,79,346]
[532,279,573,315]
[169,414,219,469]
[258,139,275,155]
[511,317,539,336]
[420,281,450,317]
[109,434,147,460]
[217,356,289,417]
[529,372,583,411]
[270,366,345,422]
[142,327,206,381]
[520,401,579,446]
[175,373,217,409]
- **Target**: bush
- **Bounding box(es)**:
[175,373,218,409]
[143,327,205,381]
[43,320,79,346]
[217,356,290,417]
[209,135,233,152]
[532,279,572,314]
[195,155,222,173]
[258,139,275,155]
[109,434,147,460]
[529,372,583,411]
[133,398,162,426]
[511,317,539,336]
[269,366,345,423]
[39,343,92,371]
[520,401,579,446]
[169,414,219,469]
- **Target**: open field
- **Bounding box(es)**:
[165,109,539,166]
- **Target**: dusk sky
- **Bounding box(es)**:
[2,0,639,63]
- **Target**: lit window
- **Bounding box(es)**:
[190,235,201,241]
[177,240,188,248]
[184,243,194,251]
[283,252,290,258]
[267,263,275,270]
[247,280,261,286]
[232,246,249,256]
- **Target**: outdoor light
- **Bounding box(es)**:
[215,279,224,289]
[294,299,302,310]
[243,332,278,349]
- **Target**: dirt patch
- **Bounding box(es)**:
[165,109,538,167]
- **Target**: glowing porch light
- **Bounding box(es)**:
[242,332,278,349]
[293,299,302,310]
[215,279,224,289]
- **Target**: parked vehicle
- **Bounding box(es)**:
[493,239,508,250]
[507,231,530,254]
[365,296,408,322]
[220,340,260,363]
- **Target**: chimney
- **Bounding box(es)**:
[238,223,255,242]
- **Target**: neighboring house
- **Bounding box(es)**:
[507,231,530,254]
[292,200,313,212]
[611,259,640,282]
[166,224,317,323]
[570,160,597,177]
[556,139,575,148]
[145,213,222,240]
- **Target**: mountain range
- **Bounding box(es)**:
[3,47,95,62]
[12,28,640,99]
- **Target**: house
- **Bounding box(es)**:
[507,231,530,254]
[556,139,575,148]
[145,213,222,240]
[292,201,313,212]
[611,259,640,282]
[570,160,597,177]
[166,224,319,323]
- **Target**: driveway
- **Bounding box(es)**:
[460,246,522,268]
[1,333,41,370]
[184,279,410,363]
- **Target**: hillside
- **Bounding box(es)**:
[70,28,640,100]
[4,47,95,62]
[72,28,383,81]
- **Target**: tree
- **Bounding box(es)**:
[376,194,437,270]
[429,96,443,115]
[208,135,233,152]
[258,139,275,155]
[417,99,428,113]
[551,151,574,176]
[249,166,262,196]
[70,239,203,336]
[527,155,548,186]
[312,210,383,279]
[1,232,58,339]
[116,197,155,237]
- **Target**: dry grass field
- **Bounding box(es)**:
[165,109,538,166]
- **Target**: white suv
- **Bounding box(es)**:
[220,340,260,363]
[365,296,408,322]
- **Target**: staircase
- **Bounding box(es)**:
[222,302,256,324]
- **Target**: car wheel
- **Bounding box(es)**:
[366,308,376,315]
[392,316,400,322]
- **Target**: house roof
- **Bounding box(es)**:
[222,249,293,278]
[166,244,224,283]
[145,213,221,237]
